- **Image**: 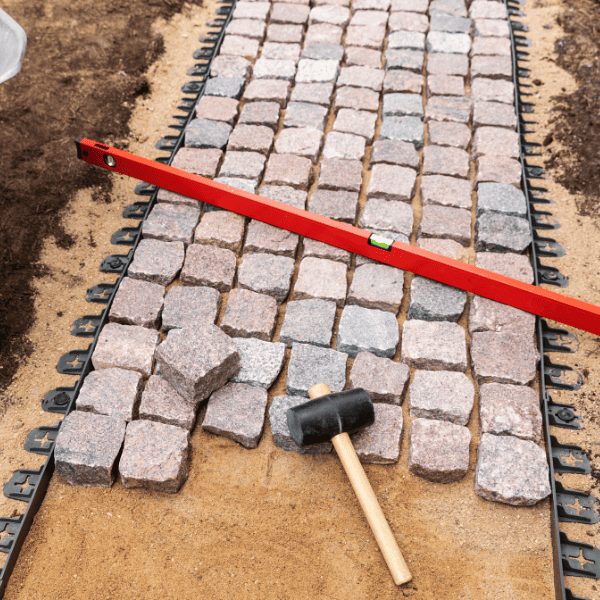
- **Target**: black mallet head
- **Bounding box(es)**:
[286,388,374,447]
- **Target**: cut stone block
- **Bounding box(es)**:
[181,244,237,292]
[142,203,201,246]
[475,251,534,283]
[279,298,336,347]
[269,395,333,453]
[232,1,271,20]
[292,256,348,307]
[230,338,286,387]
[76,367,143,422]
[211,55,252,79]
[266,23,304,43]
[309,4,351,27]
[479,383,542,443]
[470,1,508,20]
[238,101,281,131]
[475,213,532,253]
[388,30,425,51]
[426,31,471,54]
[418,205,472,246]
[253,58,297,80]
[262,41,302,62]
[243,79,291,106]
[423,145,470,179]
[383,70,424,94]
[92,323,161,378]
[473,101,517,129]
[420,175,473,210]
[226,18,267,40]
[379,117,425,149]
[385,49,424,72]
[109,277,165,329]
[472,126,519,160]
[220,35,261,60]
[54,411,126,488]
[408,418,471,483]
[171,147,223,179]
[348,352,409,404]
[350,9,388,27]
[332,109,377,142]
[417,238,470,262]
[162,285,222,331]
[427,74,465,97]
[318,158,363,192]
[334,86,380,112]
[408,276,467,322]
[301,238,352,266]
[345,46,382,69]
[348,263,405,313]
[425,95,472,123]
[371,140,420,169]
[391,0,428,11]
[474,18,510,38]
[337,66,384,91]
[430,11,471,34]
[476,155,522,187]
[469,295,536,338]
[270,2,310,24]
[475,433,551,506]
[344,25,387,49]
[286,342,348,396]
[296,58,340,84]
[471,77,515,105]
[237,253,295,303]
[409,370,474,425]
[205,76,246,99]
[260,185,308,209]
[470,331,540,385]
[156,188,200,208]
[196,96,240,125]
[283,102,328,131]
[389,11,429,33]
[308,189,359,223]
[139,375,198,431]
[129,239,185,286]
[202,383,268,448]
[470,36,512,58]
[353,0,390,9]
[429,0,467,18]
[185,118,232,150]
[351,403,404,464]
[291,82,335,106]
[227,124,274,154]
[304,23,344,45]
[302,42,344,61]
[219,151,266,180]
[367,163,418,202]
[427,121,471,149]
[470,55,513,80]
[220,288,279,341]
[211,177,258,199]
[359,197,414,236]
[244,219,300,257]
[154,324,241,403]
[263,153,314,189]
[401,319,467,371]
[275,127,324,163]
[322,131,366,161]
[427,52,469,76]
[383,93,423,118]
[194,211,246,254]
[337,304,400,358]
[119,420,190,493]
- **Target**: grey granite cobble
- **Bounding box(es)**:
[279,298,337,347]
[469,295,536,338]
[471,55,513,80]
[470,1,508,20]
[401,319,467,371]
[212,176,259,197]
[54,411,126,488]
[349,352,409,405]
[109,277,165,329]
[475,213,532,253]
[262,41,302,62]
[309,4,350,27]
[379,117,425,148]
[383,93,423,117]
[471,77,515,105]
[408,418,471,483]
[479,383,542,443]
[219,151,266,180]
[334,86,380,112]
[238,101,281,130]
[296,59,340,84]
[92,323,161,378]
[474,19,510,38]
[418,205,472,246]
[427,121,471,149]
[302,238,352,265]
[237,252,295,303]
[420,175,473,210]
[263,154,314,189]
[119,420,191,493]
[142,203,201,246]
[283,102,328,131]
[230,338,286,387]
[162,285,222,331]
[322,131,366,161]
[194,211,246,254]
[291,82,335,106]
[408,276,467,322]
[430,12,471,34]
[244,219,300,257]
[220,288,279,341]
[305,23,344,45]
[475,433,551,506]
[286,342,348,396]
[185,118,232,150]
[76,367,143,422]
[205,76,246,99]
[473,101,517,129]
[128,239,185,286]
[476,155,522,186]
[408,370,475,425]
[269,394,333,453]
[476,251,534,283]
[211,55,252,79]
[367,163,417,202]
[292,256,347,307]
[429,0,467,18]
[155,323,241,403]
[337,304,400,358]
[385,49,424,72]
[302,42,344,61]
[383,70,424,94]
[359,198,414,237]
[337,66,384,91]
[181,244,237,292]
[351,403,404,464]
[426,31,471,54]
[388,31,425,51]
[308,189,359,223]
[260,185,308,209]
[345,25,387,49]
[139,375,198,431]
[347,263,405,314]
[196,96,240,125]
[371,140,420,169]
[253,58,297,80]
[389,11,428,33]
[350,9,389,27]
[423,145,470,178]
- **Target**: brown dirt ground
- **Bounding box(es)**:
[0,0,599,598]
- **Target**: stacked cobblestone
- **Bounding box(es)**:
[55,0,550,505]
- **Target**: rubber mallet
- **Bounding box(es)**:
[286,383,412,586]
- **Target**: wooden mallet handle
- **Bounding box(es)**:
[308,383,412,586]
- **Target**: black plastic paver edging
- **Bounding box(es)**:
[0,1,238,596]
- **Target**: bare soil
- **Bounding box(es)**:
[0,0,599,598]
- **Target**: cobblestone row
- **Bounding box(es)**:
[54,0,551,505]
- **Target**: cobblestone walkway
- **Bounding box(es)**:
[55,0,551,506]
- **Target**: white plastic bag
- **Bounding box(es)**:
[0,7,27,84]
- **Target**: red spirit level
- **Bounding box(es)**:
[75,137,600,336]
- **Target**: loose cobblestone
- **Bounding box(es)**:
[243,79,291,106]
[427,74,465,97]
[211,55,252,79]
[345,46,382,68]
[291,81,335,105]
[351,403,404,464]
[425,95,472,123]
[423,145,470,178]
[205,76,246,99]
[292,256,347,307]
[221,288,279,341]
[391,0,427,11]
[389,11,429,33]
[279,298,336,347]
[302,238,352,265]
[266,23,304,44]
[408,276,467,321]
[345,25,387,49]
[471,36,512,57]
[334,86,380,112]
[128,239,185,286]
[260,185,308,209]
[426,31,471,54]
[427,121,471,149]
[322,131,366,160]
[474,19,510,38]
[430,0,467,17]
[171,147,223,179]
[470,1,508,20]
[194,211,246,254]
[366,164,417,202]
[347,263,405,313]
[304,23,344,45]
[385,49,424,72]
[185,118,232,150]
[283,102,329,131]
[469,295,536,338]
[275,127,324,163]
[475,213,532,253]
[262,41,302,62]
[296,58,340,84]
[383,93,423,117]
[226,18,267,40]
[475,251,534,283]
[230,338,286,388]
[237,253,295,303]
[383,70,424,95]
[162,285,222,331]
[253,58,297,80]
[333,109,377,142]
[471,77,515,105]
[379,116,424,148]
[351,9,389,27]
[263,153,314,189]
[430,11,471,34]
[309,4,350,27]
[220,35,261,60]
[219,151,267,180]
[308,189,359,222]
[473,100,517,129]
[181,244,237,292]
[318,158,363,192]
[196,96,240,125]
[371,139,420,169]
[271,2,310,25]
[427,52,469,76]
[213,177,259,196]
[420,175,472,210]
[139,375,198,431]
[349,352,409,405]
[476,155,522,187]
[302,42,344,61]
[337,66,384,91]
[471,55,513,80]
[228,124,274,154]
[417,238,470,261]
[244,219,300,257]
[472,126,520,160]
[418,205,472,246]
[109,277,165,329]
[388,30,425,51]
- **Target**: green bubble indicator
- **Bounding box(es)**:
[368,233,393,252]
